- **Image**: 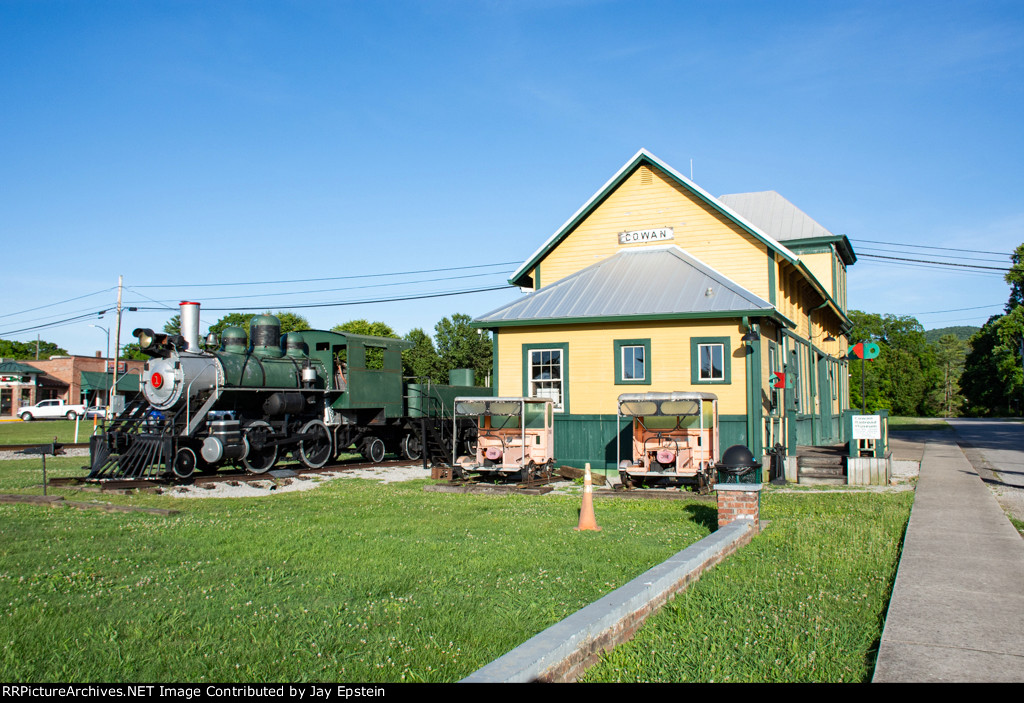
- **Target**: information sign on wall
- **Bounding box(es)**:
[851,415,882,440]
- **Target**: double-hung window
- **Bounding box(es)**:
[525,345,567,411]
[691,337,731,384]
[614,338,652,385]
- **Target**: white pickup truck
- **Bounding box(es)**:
[17,399,87,421]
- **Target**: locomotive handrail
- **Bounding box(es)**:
[184,361,221,436]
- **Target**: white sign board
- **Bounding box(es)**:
[851,415,882,440]
[618,227,674,245]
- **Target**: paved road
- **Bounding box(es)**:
[947,418,1024,521]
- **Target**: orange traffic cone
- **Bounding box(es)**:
[575,463,601,531]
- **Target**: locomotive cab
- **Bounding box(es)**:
[617,392,719,492]
[452,397,554,482]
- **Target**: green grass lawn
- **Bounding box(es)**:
[581,490,913,683]
[0,418,101,445]
[887,416,953,432]
[0,454,912,683]
[0,459,713,683]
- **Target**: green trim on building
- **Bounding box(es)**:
[473,308,793,330]
[508,150,802,288]
[491,329,499,392]
[613,338,652,386]
[690,336,732,385]
[521,342,570,414]
[767,247,776,306]
[745,332,762,457]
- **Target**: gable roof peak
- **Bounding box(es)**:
[508,150,800,288]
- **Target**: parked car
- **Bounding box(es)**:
[18,399,87,421]
[85,406,108,419]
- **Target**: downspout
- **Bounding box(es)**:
[741,316,762,459]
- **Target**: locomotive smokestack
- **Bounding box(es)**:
[179,301,201,353]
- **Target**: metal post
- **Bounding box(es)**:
[861,357,866,415]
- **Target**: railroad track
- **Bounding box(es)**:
[46,457,421,492]
[0,442,90,453]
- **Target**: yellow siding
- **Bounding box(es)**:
[538,165,770,300]
[800,251,833,298]
[497,320,750,416]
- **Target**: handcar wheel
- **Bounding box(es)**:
[362,437,385,464]
[402,434,423,461]
[172,447,197,479]
[242,421,278,474]
[298,420,333,469]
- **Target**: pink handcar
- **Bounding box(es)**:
[453,397,555,482]
[617,392,719,492]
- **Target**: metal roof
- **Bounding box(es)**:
[476,245,778,327]
[0,360,44,376]
[718,191,835,242]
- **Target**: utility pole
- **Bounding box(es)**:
[111,275,123,414]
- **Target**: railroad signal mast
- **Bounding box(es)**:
[848,342,880,414]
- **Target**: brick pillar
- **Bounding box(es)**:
[715,483,764,530]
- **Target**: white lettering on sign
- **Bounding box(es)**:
[618,227,674,245]
[852,415,882,440]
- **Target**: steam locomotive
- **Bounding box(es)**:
[88,302,489,480]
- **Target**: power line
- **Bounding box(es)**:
[858,253,1011,272]
[130,284,518,313]
[0,287,116,320]
[850,238,1012,257]
[125,271,509,306]
[854,245,1009,265]
[132,261,521,289]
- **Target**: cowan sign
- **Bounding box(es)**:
[618,227,674,245]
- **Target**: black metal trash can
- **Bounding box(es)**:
[716,444,762,484]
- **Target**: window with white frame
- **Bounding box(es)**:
[528,348,564,410]
[698,343,725,381]
[614,338,651,385]
[622,345,644,381]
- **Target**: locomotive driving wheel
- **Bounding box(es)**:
[242,421,278,474]
[402,433,423,461]
[298,420,333,469]
[172,447,197,479]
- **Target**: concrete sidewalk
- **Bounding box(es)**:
[872,434,1024,682]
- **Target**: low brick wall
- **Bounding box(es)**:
[460,519,757,683]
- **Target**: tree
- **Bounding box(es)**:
[207,313,252,342]
[119,342,149,361]
[933,334,967,416]
[434,313,492,386]
[962,242,1024,416]
[275,311,311,335]
[402,328,444,381]
[847,310,939,416]
[331,319,399,369]
[0,338,67,360]
[163,314,180,335]
[1005,243,1024,312]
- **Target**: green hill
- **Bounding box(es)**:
[924,326,979,344]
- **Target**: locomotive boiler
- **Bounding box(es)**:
[88,301,488,480]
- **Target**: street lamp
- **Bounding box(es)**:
[89,324,111,409]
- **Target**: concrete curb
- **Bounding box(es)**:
[460,519,757,683]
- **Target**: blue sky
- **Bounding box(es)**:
[2,0,1023,356]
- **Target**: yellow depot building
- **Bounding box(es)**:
[472,149,855,472]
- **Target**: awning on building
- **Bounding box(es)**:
[80,371,140,393]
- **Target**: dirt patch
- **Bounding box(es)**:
[166,464,433,499]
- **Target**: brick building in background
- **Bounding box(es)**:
[0,353,144,418]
